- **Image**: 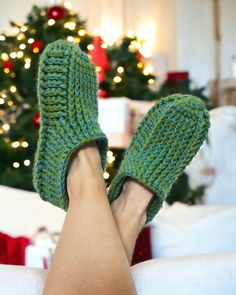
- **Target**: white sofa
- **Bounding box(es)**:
[1,252,236,295]
[1,185,236,294]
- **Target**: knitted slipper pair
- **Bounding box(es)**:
[33,40,210,222]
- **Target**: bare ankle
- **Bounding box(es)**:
[66,142,105,201]
[111,179,153,224]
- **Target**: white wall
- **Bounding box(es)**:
[176,0,215,87]
[1,0,236,87]
[220,0,236,79]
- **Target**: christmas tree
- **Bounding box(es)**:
[0,4,156,191]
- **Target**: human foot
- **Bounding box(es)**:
[33,40,108,209]
[111,179,153,263]
[109,94,210,223]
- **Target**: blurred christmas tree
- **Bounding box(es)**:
[0,4,156,191]
[157,72,208,105]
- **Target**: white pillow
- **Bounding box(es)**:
[0,185,65,237]
[151,202,236,258]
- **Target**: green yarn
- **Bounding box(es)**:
[33,40,108,210]
[108,94,210,223]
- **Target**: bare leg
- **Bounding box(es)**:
[43,143,137,295]
[111,180,153,264]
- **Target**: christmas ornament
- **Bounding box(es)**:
[47,6,65,20]
[90,36,110,83]
[2,60,14,71]
[31,40,44,53]
[97,89,108,98]
[136,51,143,60]
[32,112,40,127]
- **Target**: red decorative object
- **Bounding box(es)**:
[32,112,40,127]
[90,36,110,84]
[131,226,152,265]
[31,40,44,52]
[167,72,189,84]
[2,60,14,71]
[97,89,108,98]
[47,6,65,20]
[136,51,143,60]
[0,232,30,266]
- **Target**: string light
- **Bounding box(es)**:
[143,64,154,75]
[64,1,72,9]
[12,141,20,148]
[17,33,25,41]
[113,76,122,83]
[74,37,80,44]
[21,141,28,148]
[10,52,17,59]
[107,150,113,157]
[0,35,6,41]
[64,22,76,30]
[7,100,13,106]
[2,123,10,131]
[1,53,9,61]
[24,58,31,69]
[3,68,10,74]
[10,85,17,93]
[130,40,142,49]
[117,66,124,73]
[107,155,115,164]
[0,98,5,105]
[87,44,94,50]
[103,172,110,179]
[24,159,30,166]
[96,66,102,72]
[137,62,143,69]
[148,78,155,85]
[24,63,30,69]
[17,51,24,58]
[19,44,26,50]
[13,162,20,168]
[67,36,74,42]
[28,38,34,44]
[33,48,40,54]
[20,26,27,32]
[48,19,56,26]
[40,11,46,16]
[78,29,86,36]
[101,43,107,49]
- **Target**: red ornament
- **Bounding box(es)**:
[97,89,108,98]
[32,112,40,127]
[136,51,143,60]
[90,36,110,83]
[31,40,44,53]
[47,6,65,20]
[3,60,14,71]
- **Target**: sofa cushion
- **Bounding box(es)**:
[151,202,236,258]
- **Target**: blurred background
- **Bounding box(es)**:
[0,0,236,271]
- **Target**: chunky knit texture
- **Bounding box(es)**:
[108,94,210,222]
[33,40,108,210]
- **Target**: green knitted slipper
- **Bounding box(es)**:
[33,40,108,210]
[108,94,210,222]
